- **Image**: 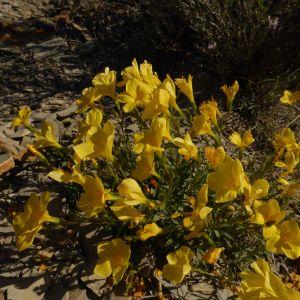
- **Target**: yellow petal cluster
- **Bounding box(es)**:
[77,175,112,218]
[162,246,194,284]
[13,192,59,251]
[137,223,163,241]
[34,121,61,149]
[278,179,300,197]
[243,178,269,213]
[250,199,285,226]
[220,80,239,110]
[12,106,31,127]
[263,220,300,259]
[275,149,299,178]
[132,147,156,181]
[75,108,103,143]
[92,67,116,100]
[202,247,223,265]
[77,67,116,112]
[118,78,152,113]
[190,115,214,138]
[175,75,195,104]
[273,128,298,160]
[183,184,212,240]
[207,155,248,202]
[229,129,254,150]
[280,90,300,105]
[74,121,115,162]
[239,259,300,299]
[94,238,131,283]
[142,87,171,120]
[117,178,148,206]
[111,201,144,225]
[174,133,198,160]
[199,99,221,128]
[205,146,225,169]
[133,117,171,154]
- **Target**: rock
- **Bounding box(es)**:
[217,288,234,300]
[0,276,45,300]
[31,111,50,123]
[80,273,107,297]
[0,133,21,156]
[0,291,5,300]
[191,282,214,294]
[57,106,77,119]
[0,153,15,175]
[126,123,139,133]
[26,37,68,61]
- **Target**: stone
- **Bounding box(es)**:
[0,276,45,300]
[0,153,15,175]
[80,273,107,297]
[217,288,234,300]
[191,282,214,294]
[57,106,77,118]
[0,291,4,300]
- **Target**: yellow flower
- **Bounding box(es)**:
[133,117,171,154]
[202,247,223,265]
[183,184,212,240]
[275,149,299,178]
[74,122,115,162]
[73,141,94,162]
[89,122,115,161]
[229,130,254,151]
[199,100,221,128]
[278,179,300,197]
[220,80,239,110]
[243,178,269,213]
[239,259,300,300]
[34,122,61,149]
[250,199,285,226]
[111,201,144,225]
[162,246,194,284]
[48,163,85,185]
[142,87,170,120]
[12,106,31,127]
[263,220,300,259]
[92,67,116,99]
[77,175,111,218]
[118,59,160,89]
[174,133,198,160]
[117,178,148,206]
[118,58,141,86]
[94,238,131,283]
[118,78,152,113]
[190,115,214,138]
[132,148,156,181]
[273,128,298,160]
[75,108,103,143]
[13,192,59,251]
[175,75,194,104]
[205,146,225,170]
[207,155,248,202]
[76,86,102,112]
[162,75,182,113]
[139,60,161,89]
[137,223,163,241]
[280,90,300,105]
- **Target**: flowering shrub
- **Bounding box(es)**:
[11,59,300,297]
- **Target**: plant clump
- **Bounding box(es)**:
[10,58,300,298]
